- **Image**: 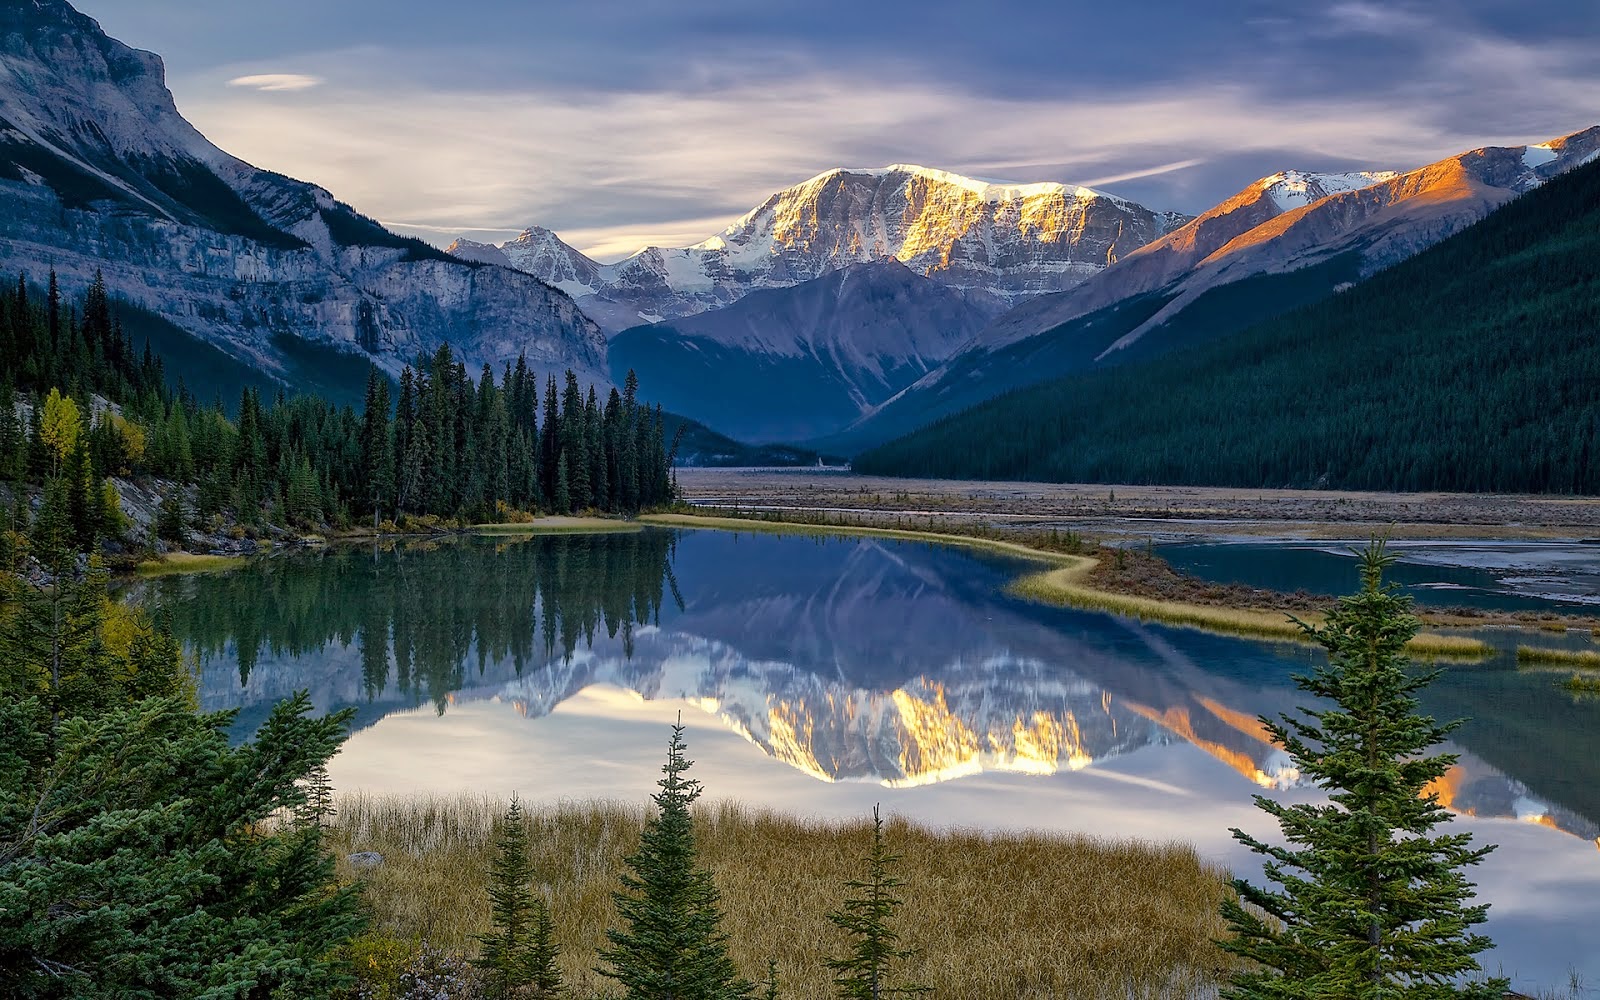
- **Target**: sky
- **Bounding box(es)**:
[82,0,1600,262]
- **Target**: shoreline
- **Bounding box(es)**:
[644,512,1493,657]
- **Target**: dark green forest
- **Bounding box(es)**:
[856,157,1600,493]
[0,270,677,561]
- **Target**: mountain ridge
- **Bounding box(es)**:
[0,0,608,391]
[835,127,1600,453]
[449,163,1192,332]
[607,260,1004,442]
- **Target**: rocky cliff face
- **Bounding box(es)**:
[450,165,1191,332]
[0,0,607,385]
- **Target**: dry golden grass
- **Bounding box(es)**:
[471,517,643,535]
[1009,564,1490,661]
[133,551,250,576]
[1517,645,1600,669]
[640,512,1066,564]
[331,794,1234,1000]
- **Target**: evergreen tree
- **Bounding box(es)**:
[360,367,394,520]
[826,805,926,1000]
[474,796,564,999]
[560,372,590,510]
[540,374,561,505]
[1220,542,1507,999]
[598,718,751,1000]
[619,370,641,512]
[156,488,187,547]
[296,764,336,830]
[554,453,571,516]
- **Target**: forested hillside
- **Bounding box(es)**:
[855,157,1600,494]
[0,269,677,560]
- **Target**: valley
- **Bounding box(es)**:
[5,1,1599,997]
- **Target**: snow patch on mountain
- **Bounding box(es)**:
[1260,169,1399,212]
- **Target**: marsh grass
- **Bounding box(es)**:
[1517,645,1600,669]
[133,551,249,576]
[1560,674,1600,695]
[471,517,642,535]
[640,512,1067,564]
[331,794,1234,1000]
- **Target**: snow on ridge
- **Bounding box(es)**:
[807,163,1109,204]
[1259,169,1399,212]
[1523,143,1560,169]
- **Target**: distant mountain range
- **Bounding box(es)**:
[454,127,1598,451]
[6,0,1598,469]
[854,150,1600,494]
[447,165,1191,332]
[832,128,1600,451]
[0,0,605,390]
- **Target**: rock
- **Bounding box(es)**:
[345,851,383,870]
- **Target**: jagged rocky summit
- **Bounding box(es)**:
[450,164,1192,332]
[0,0,607,387]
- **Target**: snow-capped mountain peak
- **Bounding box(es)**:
[453,163,1193,332]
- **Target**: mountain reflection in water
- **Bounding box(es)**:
[130,529,1600,851]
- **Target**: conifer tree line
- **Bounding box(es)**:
[0,267,678,554]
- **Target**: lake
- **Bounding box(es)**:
[130,527,1600,992]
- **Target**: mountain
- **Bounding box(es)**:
[853,152,1600,494]
[839,129,1600,453]
[607,261,1006,442]
[449,165,1190,332]
[0,0,607,391]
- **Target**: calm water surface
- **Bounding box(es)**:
[131,529,1600,991]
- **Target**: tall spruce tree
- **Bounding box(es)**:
[826,805,926,1000]
[1220,541,1506,999]
[475,796,563,999]
[360,367,394,520]
[599,718,751,1000]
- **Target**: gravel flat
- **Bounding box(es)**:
[675,468,1600,541]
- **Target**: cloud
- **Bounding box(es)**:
[149,2,1599,260]
[226,73,324,92]
[1077,159,1208,189]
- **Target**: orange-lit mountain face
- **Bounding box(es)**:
[976,128,1600,355]
[835,127,1600,451]
[448,165,1192,332]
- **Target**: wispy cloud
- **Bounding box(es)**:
[226,73,324,92]
[1078,159,1207,189]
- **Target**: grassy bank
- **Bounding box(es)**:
[1517,645,1600,669]
[133,551,250,577]
[1013,560,1488,659]
[649,510,1490,659]
[641,511,1071,564]
[331,795,1234,1000]
[470,516,642,535]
